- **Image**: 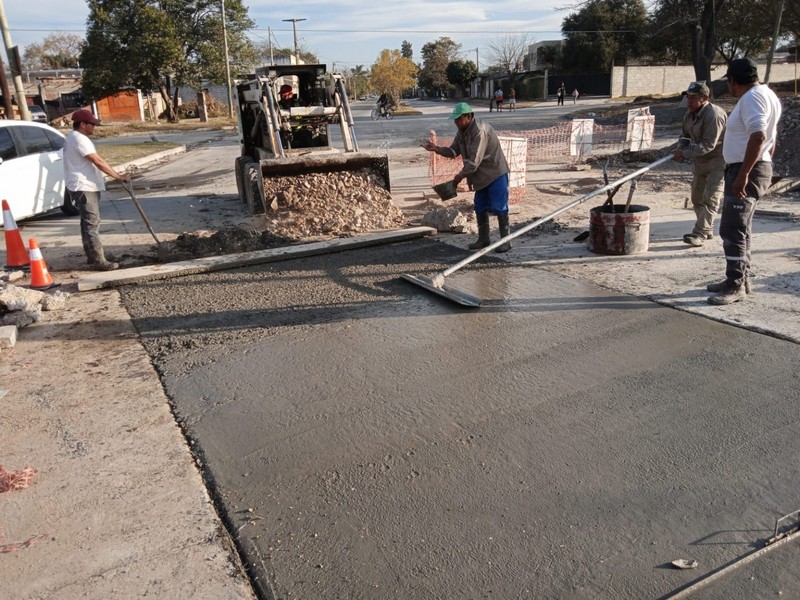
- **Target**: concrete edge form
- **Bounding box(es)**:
[107,145,188,178]
[78,227,438,291]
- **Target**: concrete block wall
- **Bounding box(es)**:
[612,63,799,98]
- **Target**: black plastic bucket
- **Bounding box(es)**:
[588,204,650,255]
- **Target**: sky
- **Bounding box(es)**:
[4,0,570,71]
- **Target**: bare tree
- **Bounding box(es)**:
[485,33,532,87]
[23,33,84,70]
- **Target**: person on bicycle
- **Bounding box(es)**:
[377,93,390,116]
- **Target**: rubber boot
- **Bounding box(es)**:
[469,211,491,250]
[495,212,511,253]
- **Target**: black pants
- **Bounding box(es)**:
[719,161,772,286]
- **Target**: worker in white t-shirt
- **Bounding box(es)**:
[706,57,782,305]
[64,109,130,271]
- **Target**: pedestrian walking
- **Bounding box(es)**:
[508,88,516,110]
[557,82,565,106]
[64,109,131,271]
[673,81,727,247]
[422,102,512,252]
[494,88,504,112]
[707,57,782,305]
[572,88,579,104]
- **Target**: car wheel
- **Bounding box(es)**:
[61,190,80,216]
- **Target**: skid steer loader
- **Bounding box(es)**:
[234,64,390,214]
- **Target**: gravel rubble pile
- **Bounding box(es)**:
[262,169,404,239]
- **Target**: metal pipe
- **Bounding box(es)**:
[431,155,673,286]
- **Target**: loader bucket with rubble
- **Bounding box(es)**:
[237,152,390,215]
[235,64,392,215]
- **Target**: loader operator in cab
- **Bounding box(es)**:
[278,84,300,110]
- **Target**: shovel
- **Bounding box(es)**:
[121,180,169,262]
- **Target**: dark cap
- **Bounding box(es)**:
[686,81,710,96]
[279,84,293,94]
[726,57,758,84]
[72,109,100,125]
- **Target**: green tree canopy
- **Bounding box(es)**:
[418,37,461,95]
[561,0,648,71]
[401,40,413,60]
[446,60,477,98]
[646,0,726,82]
[81,0,254,122]
[23,33,83,70]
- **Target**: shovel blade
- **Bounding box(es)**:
[401,273,481,307]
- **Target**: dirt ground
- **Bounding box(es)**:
[2,89,799,598]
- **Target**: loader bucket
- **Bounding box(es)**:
[260,152,390,191]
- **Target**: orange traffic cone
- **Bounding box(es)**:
[28,238,58,290]
[3,199,30,270]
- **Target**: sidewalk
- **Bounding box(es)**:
[1,144,257,599]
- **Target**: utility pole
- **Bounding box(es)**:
[282,18,306,64]
[268,27,274,65]
[221,0,234,118]
[471,47,480,99]
[0,0,30,120]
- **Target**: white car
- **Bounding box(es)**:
[0,120,78,221]
[29,105,48,123]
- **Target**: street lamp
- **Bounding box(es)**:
[282,18,306,64]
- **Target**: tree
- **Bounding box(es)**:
[714,0,775,63]
[370,49,417,102]
[401,41,413,61]
[348,65,370,98]
[561,0,648,71]
[446,60,477,97]
[23,33,83,70]
[535,44,563,71]
[418,37,461,96]
[485,33,531,87]
[80,0,254,122]
[647,0,725,82]
[253,43,318,67]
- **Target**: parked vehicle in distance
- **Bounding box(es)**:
[0,121,77,221]
[28,105,48,123]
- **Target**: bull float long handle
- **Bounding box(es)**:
[430,155,673,287]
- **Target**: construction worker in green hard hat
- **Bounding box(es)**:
[422,102,512,252]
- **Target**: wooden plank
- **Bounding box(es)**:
[78,227,437,291]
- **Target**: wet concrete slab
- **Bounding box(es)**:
[120,238,800,599]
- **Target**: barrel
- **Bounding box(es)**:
[588,204,650,255]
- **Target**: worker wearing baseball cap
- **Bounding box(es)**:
[422,102,512,252]
[278,84,299,110]
[673,81,727,247]
[706,57,782,304]
[64,109,130,271]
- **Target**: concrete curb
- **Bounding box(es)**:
[111,145,187,175]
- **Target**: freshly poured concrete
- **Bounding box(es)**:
[121,239,800,599]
